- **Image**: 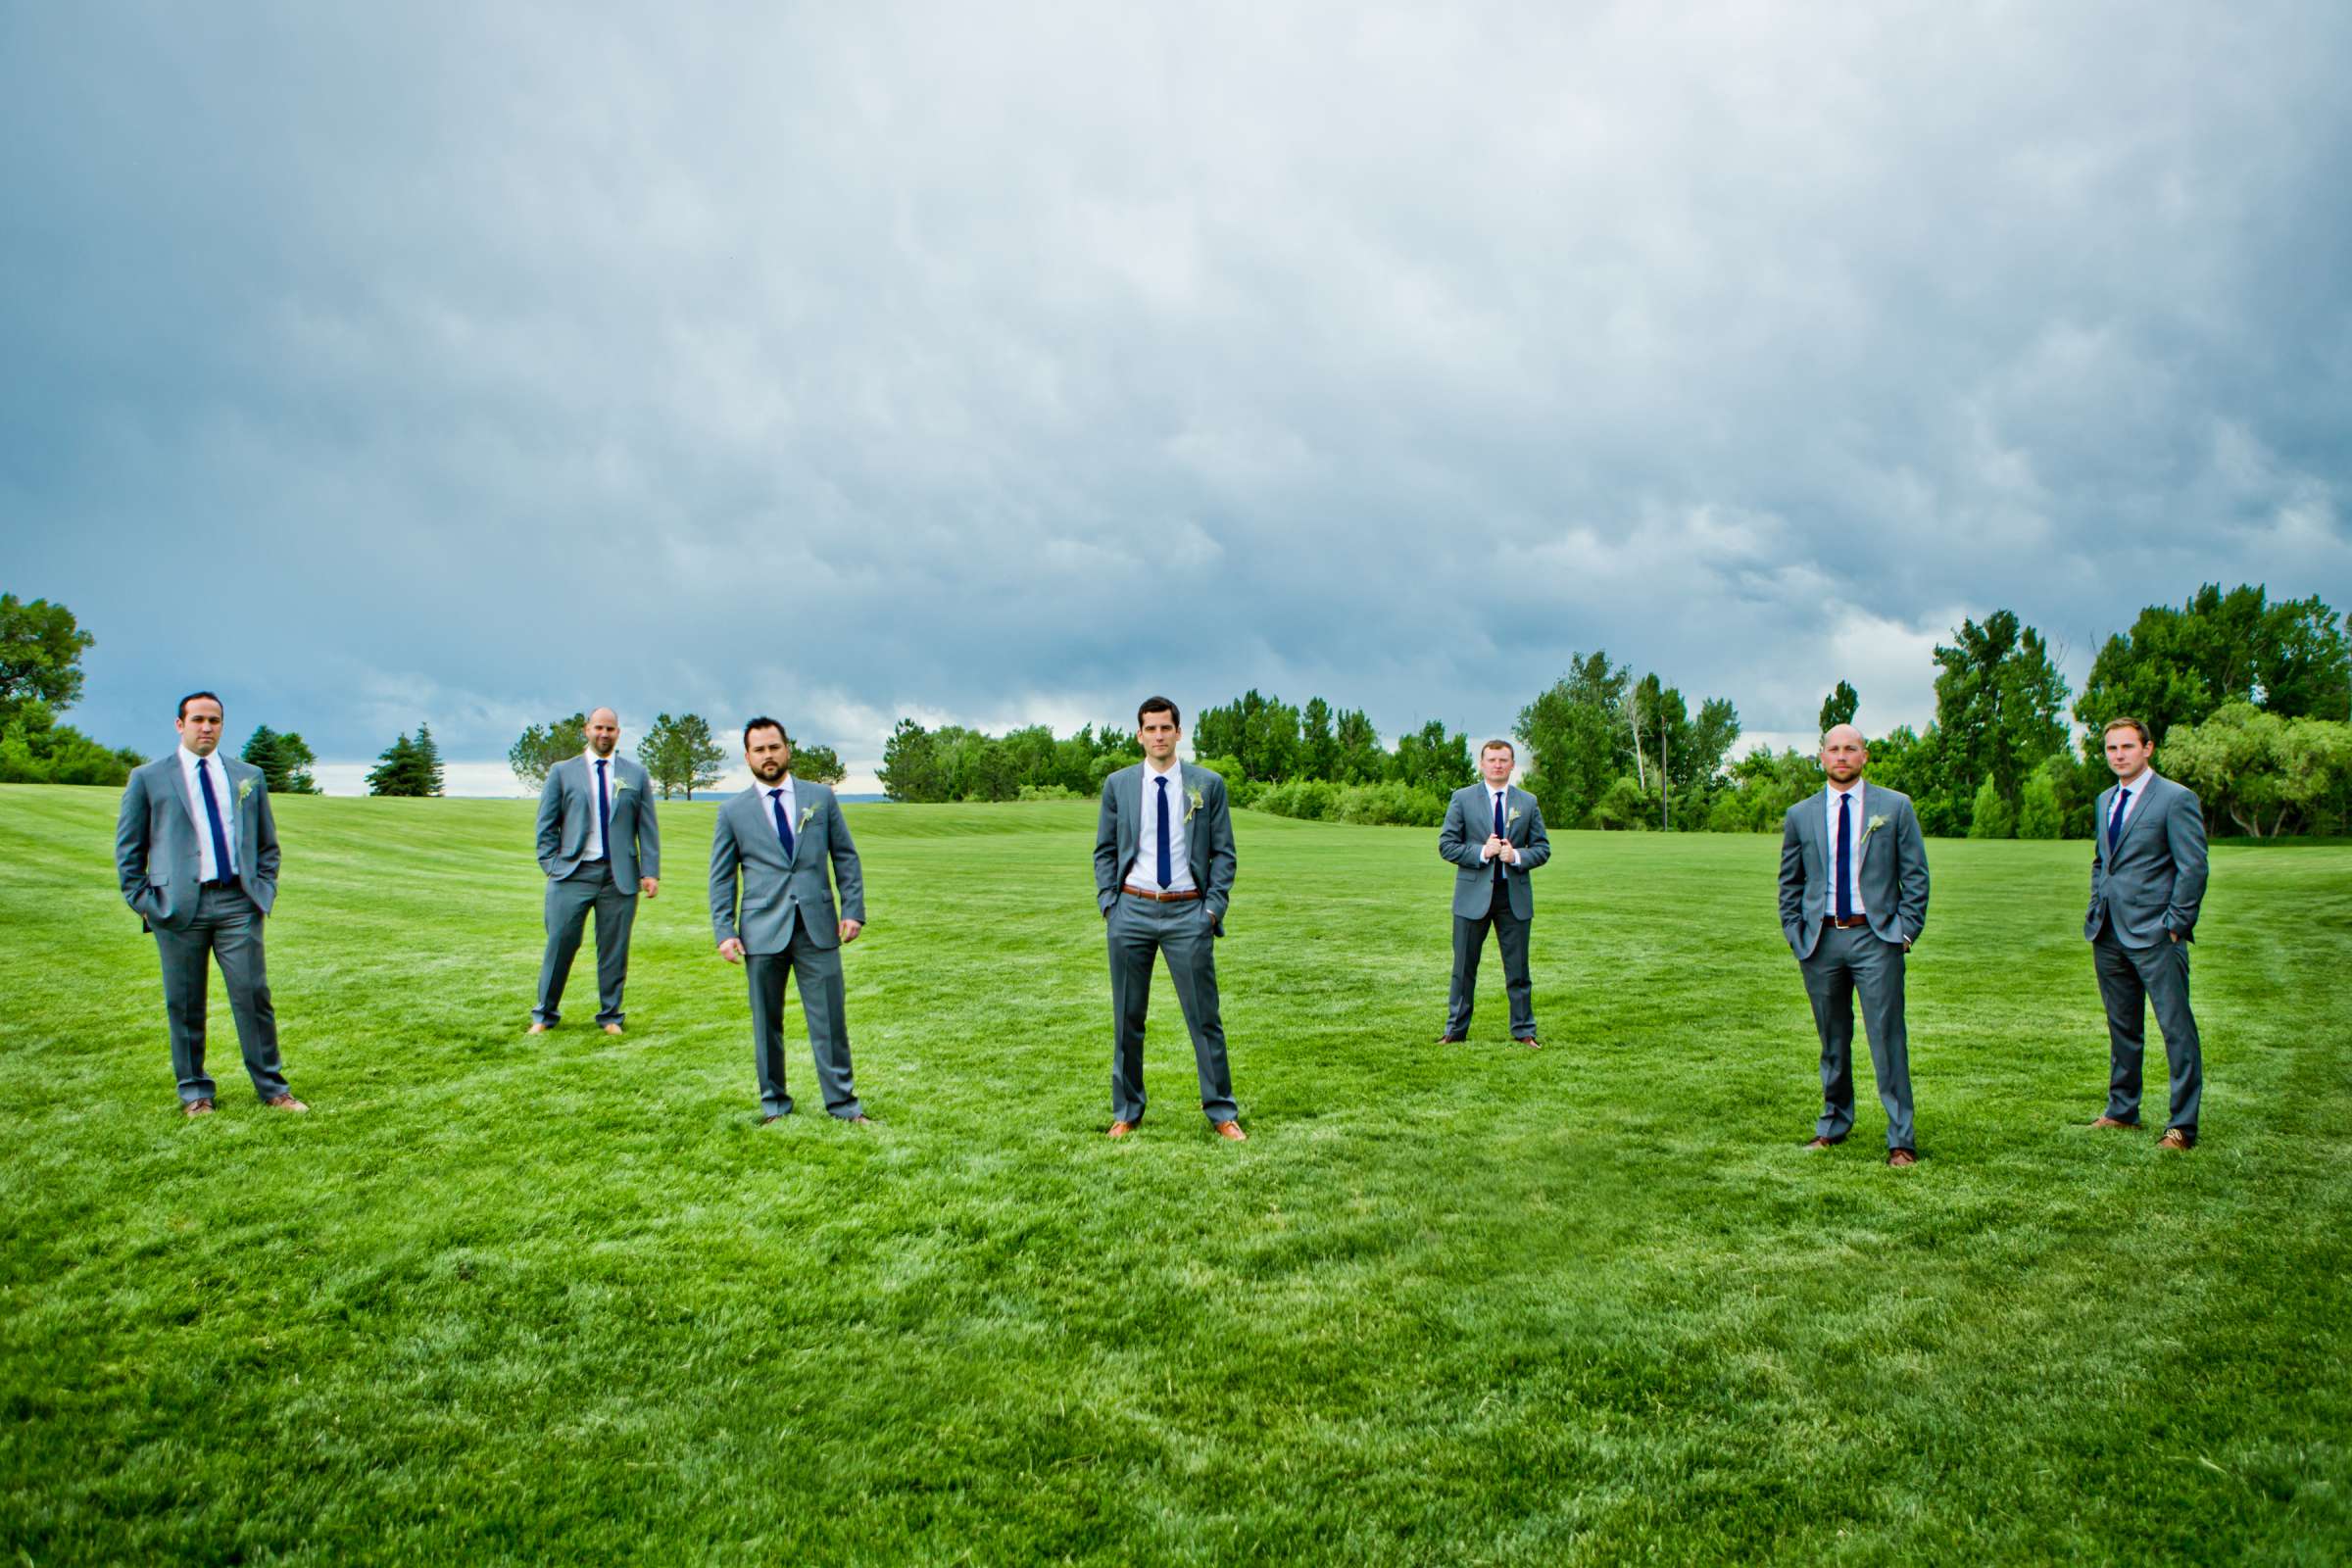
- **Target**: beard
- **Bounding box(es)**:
[752,758,788,783]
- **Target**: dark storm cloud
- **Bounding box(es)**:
[5,2,2346,787]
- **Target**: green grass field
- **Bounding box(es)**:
[3,783,2347,1564]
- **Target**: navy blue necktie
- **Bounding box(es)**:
[771,788,795,858]
[1154,776,1172,888]
[595,759,612,860]
[197,759,234,882]
[1493,790,1506,883]
[2107,788,2131,854]
[1835,791,1853,922]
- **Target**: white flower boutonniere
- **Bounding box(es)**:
[613,776,632,793]
[1858,812,1888,848]
[1186,786,1204,822]
[798,804,816,834]
[236,777,256,803]
[1506,806,1521,827]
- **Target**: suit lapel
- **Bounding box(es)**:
[2115,775,2159,856]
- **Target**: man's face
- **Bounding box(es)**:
[1480,747,1514,786]
[746,727,792,783]
[2104,728,2151,779]
[1819,726,1867,785]
[1137,710,1180,763]
[586,710,619,757]
[176,698,224,758]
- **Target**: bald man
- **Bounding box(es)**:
[1778,723,1930,1166]
[530,708,661,1035]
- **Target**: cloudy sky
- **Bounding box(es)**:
[6,2,2347,793]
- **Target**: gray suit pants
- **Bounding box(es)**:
[534,860,637,1026]
[155,883,290,1104]
[746,937,861,1119]
[1448,883,1534,1039]
[1797,925,1915,1151]
[1106,895,1237,1125]
[2093,933,2202,1136]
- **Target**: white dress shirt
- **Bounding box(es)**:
[761,773,800,852]
[583,747,621,860]
[177,745,239,882]
[1826,780,1868,915]
[1478,785,1513,865]
[1128,760,1197,893]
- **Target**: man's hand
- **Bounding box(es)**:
[717,937,745,963]
[840,918,862,943]
[1484,833,1506,861]
[640,877,660,898]
[1502,844,1520,865]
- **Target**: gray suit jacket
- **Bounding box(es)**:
[115,755,280,931]
[709,778,865,955]
[1094,762,1237,932]
[2087,771,2207,948]
[1438,783,1552,919]
[536,754,662,887]
[1780,783,1929,957]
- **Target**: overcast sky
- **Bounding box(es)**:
[6,2,2347,794]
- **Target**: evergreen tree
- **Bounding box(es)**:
[412,723,446,797]
[1819,680,1860,734]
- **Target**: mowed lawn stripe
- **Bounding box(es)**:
[2,784,2345,1563]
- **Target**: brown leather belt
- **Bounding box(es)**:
[1824,915,1871,929]
[1123,886,1203,904]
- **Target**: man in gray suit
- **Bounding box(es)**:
[529,707,661,1037]
[114,692,307,1117]
[2085,716,2209,1150]
[1437,739,1552,1047]
[709,716,871,1124]
[1095,696,1244,1141]
[1779,723,1930,1166]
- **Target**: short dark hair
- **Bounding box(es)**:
[1137,696,1180,728]
[177,691,222,720]
[743,716,789,749]
[1480,738,1515,759]
[2102,715,2152,746]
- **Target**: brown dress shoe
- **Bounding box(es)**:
[1886,1148,1917,1168]
[183,1098,215,1118]
[1213,1120,1248,1142]
[1106,1120,1137,1138]
[2089,1115,2136,1130]
[848,1113,876,1126]
[526,1021,550,1035]
[264,1095,309,1113]
[2157,1128,2194,1151]
[1804,1134,1845,1151]
[1434,1033,1466,1044]
[602,1023,624,1037]
[760,1113,785,1125]
[1514,1037,1541,1050]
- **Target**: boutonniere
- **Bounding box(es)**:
[797,804,816,833]
[236,776,256,803]
[1186,786,1203,822]
[613,776,632,793]
[1506,806,1521,827]
[1858,812,1888,847]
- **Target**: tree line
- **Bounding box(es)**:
[10,579,2346,833]
[506,712,845,799]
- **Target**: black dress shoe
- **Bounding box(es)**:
[1434,1033,1466,1044]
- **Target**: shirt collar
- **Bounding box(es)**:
[585,747,617,768]
[763,772,796,796]
[1144,757,1182,781]
[1828,779,1863,801]
[178,745,217,773]
[2113,767,2154,792]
